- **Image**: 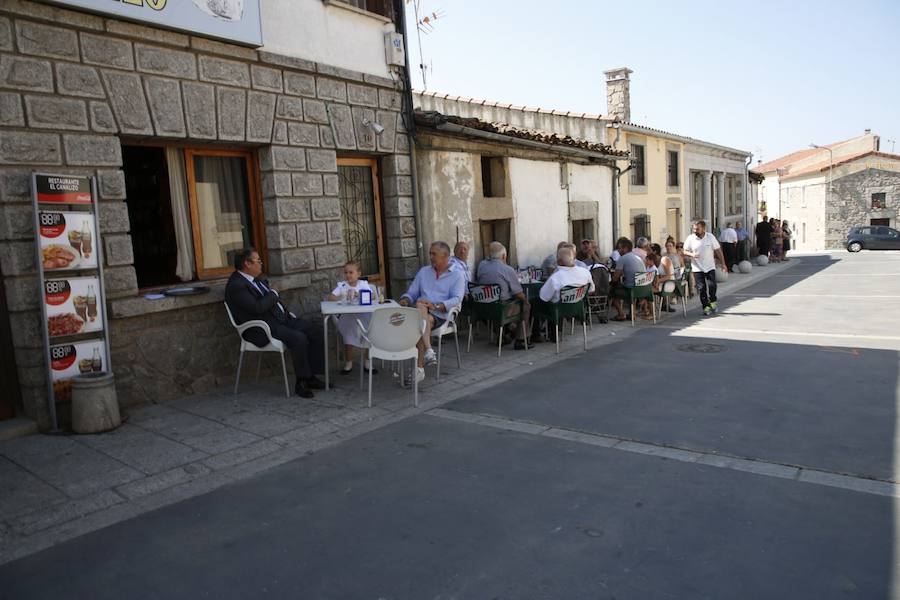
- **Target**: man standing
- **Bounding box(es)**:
[720,222,738,271]
[683,221,726,317]
[449,241,471,288]
[400,241,466,385]
[735,221,749,262]
[225,248,325,398]
[755,216,772,259]
[477,241,530,350]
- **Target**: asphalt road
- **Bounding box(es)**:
[2,252,899,599]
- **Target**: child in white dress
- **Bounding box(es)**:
[326,263,377,375]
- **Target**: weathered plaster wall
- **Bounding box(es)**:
[509,158,569,268]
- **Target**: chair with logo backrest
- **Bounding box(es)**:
[682,260,694,298]
[533,284,590,354]
[224,302,291,398]
[466,282,527,357]
[624,271,656,327]
[356,306,426,408]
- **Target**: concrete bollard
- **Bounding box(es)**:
[71,372,121,434]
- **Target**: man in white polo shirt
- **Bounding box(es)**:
[720,222,738,271]
[539,246,594,303]
[683,220,726,317]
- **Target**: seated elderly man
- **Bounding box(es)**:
[610,237,647,321]
[633,236,649,260]
[449,241,471,287]
[539,246,594,303]
[476,241,531,350]
[399,241,466,385]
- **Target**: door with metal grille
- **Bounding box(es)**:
[337,158,386,286]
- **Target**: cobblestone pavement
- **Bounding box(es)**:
[0,259,794,564]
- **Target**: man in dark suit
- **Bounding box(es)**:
[225,248,325,398]
[755,217,773,258]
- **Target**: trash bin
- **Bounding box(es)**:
[71,372,121,434]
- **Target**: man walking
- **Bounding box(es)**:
[225,248,325,398]
[735,221,749,262]
[683,221,726,317]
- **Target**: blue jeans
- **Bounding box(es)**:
[693,270,717,309]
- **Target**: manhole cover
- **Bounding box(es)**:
[676,343,726,353]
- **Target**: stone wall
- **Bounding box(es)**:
[0,0,416,427]
[826,169,900,248]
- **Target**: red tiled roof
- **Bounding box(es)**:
[780,150,900,181]
[414,110,629,157]
[754,133,877,174]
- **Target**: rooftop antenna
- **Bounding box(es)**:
[887,138,896,153]
[408,0,446,91]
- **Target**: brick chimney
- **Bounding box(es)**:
[604,67,633,122]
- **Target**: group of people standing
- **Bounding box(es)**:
[754,216,792,262]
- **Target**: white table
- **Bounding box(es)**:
[321,300,399,390]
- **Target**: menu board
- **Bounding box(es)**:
[32,173,110,428]
[49,339,107,403]
[38,211,98,270]
[45,276,104,338]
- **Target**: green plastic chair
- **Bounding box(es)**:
[466,283,527,357]
[533,284,590,354]
[681,261,694,298]
[612,272,655,327]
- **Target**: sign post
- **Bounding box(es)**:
[31,174,111,431]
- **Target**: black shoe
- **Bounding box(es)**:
[514,340,527,351]
[666,307,676,312]
[294,380,314,398]
[306,376,326,390]
[364,365,379,374]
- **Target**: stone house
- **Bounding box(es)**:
[603,68,752,243]
[0,0,418,429]
[412,92,625,268]
[753,133,900,251]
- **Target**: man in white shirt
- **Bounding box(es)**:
[683,220,726,316]
[720,222,738,271]
[539,246,594,303]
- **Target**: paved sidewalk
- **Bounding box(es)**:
[0,259,794,564]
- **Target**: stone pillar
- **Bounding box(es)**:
[716,172,726,231]
[703,171,713,223]
[603,67,633,123]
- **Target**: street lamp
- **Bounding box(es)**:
[809,143,834,191]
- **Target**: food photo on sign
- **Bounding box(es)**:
[50,339,106,403]
[38,211,97,270]
[45,276,103,338]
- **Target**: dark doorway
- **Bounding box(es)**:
[871,218,890,227]
[122,145,179,289]
[0,262,21,420]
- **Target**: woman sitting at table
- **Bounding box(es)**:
[325,262,376,375]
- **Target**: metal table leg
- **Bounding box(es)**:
[323,314,331,390]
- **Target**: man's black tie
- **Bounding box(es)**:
[255,278,287,319]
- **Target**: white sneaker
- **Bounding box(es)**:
[424,348,438,366]
[403,366,425,386]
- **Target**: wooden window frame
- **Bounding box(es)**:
[185,148,265,280]
[630,144,646,186]
[337,157,387,287]
[667,150,679,187]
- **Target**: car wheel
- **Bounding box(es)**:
[848,241,863,253]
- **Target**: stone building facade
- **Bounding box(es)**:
[0,0,417,428]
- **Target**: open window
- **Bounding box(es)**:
[479,218,511,261]
[122,145,263,288]
[480,156,506,198]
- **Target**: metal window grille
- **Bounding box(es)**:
[630,144,645,186]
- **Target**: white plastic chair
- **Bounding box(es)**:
[431,304,461,380]
[357,307,426,408]
[224,302,290,398]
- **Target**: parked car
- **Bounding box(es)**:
[845,225,900,252]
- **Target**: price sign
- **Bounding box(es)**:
[44,276,104,338]
[49,339,107,403]
[38,211,98,270]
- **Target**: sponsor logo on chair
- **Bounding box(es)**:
[560,285,587,303]
[389,312,406,326]
[634,271,654,287]
[470,284,500,303]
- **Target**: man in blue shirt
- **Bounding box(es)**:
[449,241,471,287]
[400,241,466,384]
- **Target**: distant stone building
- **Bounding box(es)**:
[752,132,900,250]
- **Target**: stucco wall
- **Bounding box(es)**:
[261,0,397,79]
[779,175,828,252]
[508,158,570,268]
[415,149,477,261]
[568,163,613,253]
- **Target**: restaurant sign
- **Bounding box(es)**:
[32,174,111,431]
[40,0,263,47]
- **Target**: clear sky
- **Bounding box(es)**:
[403,0,900,164]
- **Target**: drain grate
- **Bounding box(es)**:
[676,343,726,354]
